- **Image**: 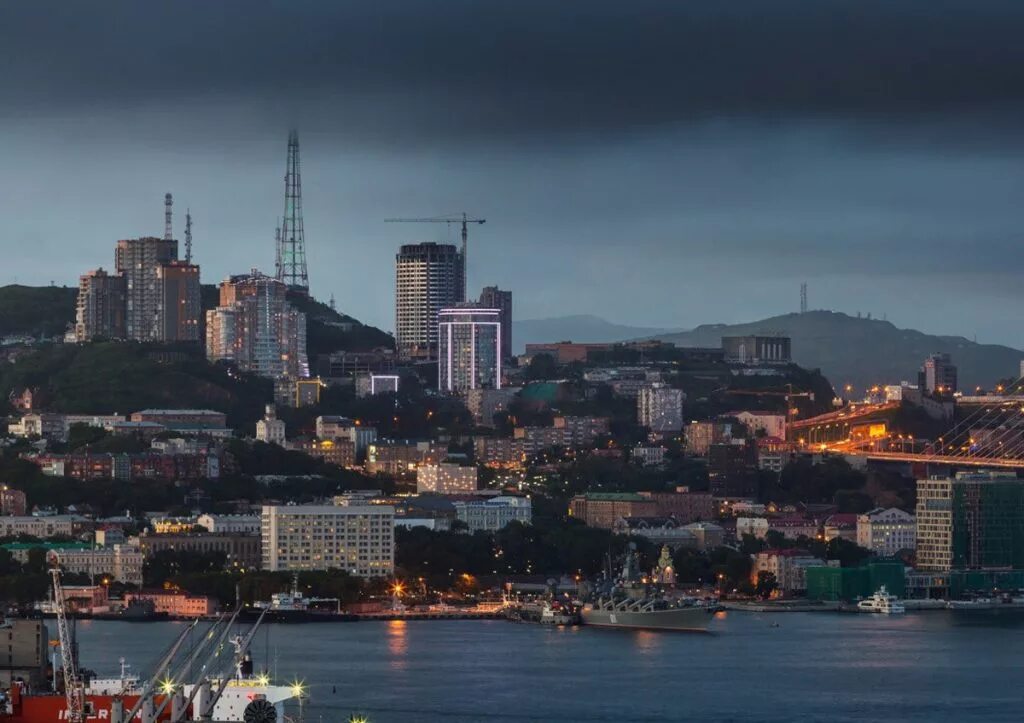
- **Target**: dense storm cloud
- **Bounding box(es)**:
[2,1,1023,344]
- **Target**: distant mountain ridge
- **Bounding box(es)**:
[649,310,1023,392]
[513,314,678,353]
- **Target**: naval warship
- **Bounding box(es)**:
[580,544,717,632]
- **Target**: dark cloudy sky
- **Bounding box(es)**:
[2,1,1024,344]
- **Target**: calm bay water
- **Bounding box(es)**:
[72,611,1024,722]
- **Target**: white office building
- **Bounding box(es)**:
[856,507,916,556]
[261,504,394,578]
[438,305,502,394]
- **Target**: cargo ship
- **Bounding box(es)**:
[1,571,301,722]
[0,646,298,722]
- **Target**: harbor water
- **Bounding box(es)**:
[73,610,1024,722]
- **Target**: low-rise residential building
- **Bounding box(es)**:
[138,532,261,570]
[823,513,859,543]
[195,514,261,535]
[684,421,734,456]
[0,515,88,538]
[632,446,667,467]
[261,504,395,578]
[465,387,518,427]
[452,495,532,531]
[756,436,792,473]
[355,374,400,398]
[731,411,787,440]
[569,493,658,530]
[130,409,228,430]
[293,438,357,468]
[125,590,217,617]
[29,451,221,481]
[612,517,696,549]
[365,441,445,477]
[736,516,770,539]
[752,549,825,594]
[637,489,715,524]
[0,488,26,517]
[857,507,916,556]
[47,544,144,586]
[417,463,478,494]
[683,521,725,551]
[768,516,821,540]
[316,416,379,459]
[1,542,92,564]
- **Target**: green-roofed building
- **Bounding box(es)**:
[570,492,658,529]
[1,542,92,564]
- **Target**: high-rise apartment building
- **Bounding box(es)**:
[115,236,178,341]
[261,504,395,578]
[157,261,201,342]
[205,272,308,379]
[919,353,958,395]
[438,305,501,394]
[395,242,464,360]
[75,268,126,341]
[916,471,1024,572]
[478,286,512,360]
[637,383,684,433]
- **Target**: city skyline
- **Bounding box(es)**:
[3,2,1024,347]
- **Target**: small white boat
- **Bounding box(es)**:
[857,586,906,614]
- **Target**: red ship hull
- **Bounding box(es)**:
[3,689,177,722]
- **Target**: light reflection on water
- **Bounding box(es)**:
[386,619,408,670]
[72,610,1024,722]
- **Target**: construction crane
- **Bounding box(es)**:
[719,384,815,419]
[384,213,486,298]
[50,569,85,723]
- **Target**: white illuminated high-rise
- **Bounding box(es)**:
[438,305,501,394]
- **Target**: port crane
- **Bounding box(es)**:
[384,213,486,296]
[50,568,85,723]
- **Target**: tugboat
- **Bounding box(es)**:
[579,544,717,632]
[856,586,906,614]
[539,601,577,626]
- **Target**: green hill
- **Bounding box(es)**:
[651,310,1024,392]
[284,292,393,356]
[0,283,392,356]
[0,285,77,338]
[0,342,270,426]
